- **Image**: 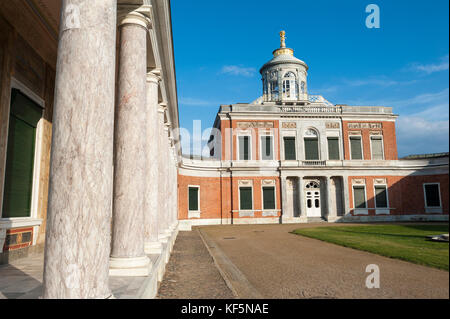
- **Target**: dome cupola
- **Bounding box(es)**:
[260,31,309,104]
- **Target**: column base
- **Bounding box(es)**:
[109,256,150,277]
[326,216,339,223]
[145,241,163,254]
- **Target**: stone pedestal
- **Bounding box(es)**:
[42,0,117,299]
[110,12,150,276]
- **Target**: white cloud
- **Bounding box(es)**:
[220,65,256,77]
[411,55,449,74]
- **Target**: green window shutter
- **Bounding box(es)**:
[327,137,340,160]
[239,187,252,210]
[284,137,296,160]
[353,186,366,209]
[350,137,362,160]
[261,136,273,160]
[239,136,250,160]
[188,187,199,211]
[304,138,319,160]
[424,184,440,207]
[2,89,42,218]
[375,186,388,208]
[371,137,384,160]
[263,186,276,210]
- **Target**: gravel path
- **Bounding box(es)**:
[199,223,449,299]
[157,229,235,299]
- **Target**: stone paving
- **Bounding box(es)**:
[198,223,449,299]
[157,230,235,299]
[0,253,150,299]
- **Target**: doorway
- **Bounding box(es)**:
[305,180,321,217]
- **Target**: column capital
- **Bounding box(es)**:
[158,102,167,113]
[119,10,151,30]
[146,71,160,84]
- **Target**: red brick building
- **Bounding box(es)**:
[177,32,449,230]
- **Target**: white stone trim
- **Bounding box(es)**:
[423,183,443,213]
[349,134,364,160]
[373,183,390,215]
[187,185,201,218]
[259,133,275,161]
[237,133,252,161]
[238,183,254,212]
[370,134,385,160]
[261,181,277,212]
[352,183,368,215]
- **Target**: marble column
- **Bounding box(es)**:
[326,176,337,221]
[157,104,170,242]
[43,0,117,299]
[110,12,150,276]
[280,176,288,222]
[144,72,162,254]
[297,176,304,218]
[342,175,350,216]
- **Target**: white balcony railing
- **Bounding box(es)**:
[280,105,342,113]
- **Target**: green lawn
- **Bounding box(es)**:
[292,224,449,271]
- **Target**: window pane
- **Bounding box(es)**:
[261,136,273,160]
[263,186,275,210]
[2,90,42,218]
[350,137,362,160]
[375,186,388,208]
[304,138,319,160]
[371,137,384,160]
[327,137,340,160]
[284,137,296,160]
[240,187,253,210]
[353,186,366,208]
[188,187,199,211]
[239,136,250,160]
[425,184,440,207]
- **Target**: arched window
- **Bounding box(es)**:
[268,71,279,99]
[301,81,306,94]
[304,128,319,160]
[282,72,296,99]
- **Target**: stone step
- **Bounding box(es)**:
[307,217,327,223]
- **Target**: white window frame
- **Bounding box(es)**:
[326,135,341,161]
[423,183,442,213]
[237,134,252,161]
[259,134,274,161]
[352,184,368,215]
[373,183,390,215]
[303,128,320,161]
[281,131,297,161]
[370,135,385,160]
[261,184,277,211]
[238,185,254,211]
[349,135,364,160]
[188,185,201,218]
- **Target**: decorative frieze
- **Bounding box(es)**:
[326,122,340,129]
[282,122,297,129]
[238,180,253,186]
[348,131,362,136]
[374,178,387,185]
[348,122,382,129]
[262,179,276,186]
[352,178,366,185]
[370,131,383,136]
[237,121,274,129]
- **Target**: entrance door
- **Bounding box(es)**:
[305,180,321,217]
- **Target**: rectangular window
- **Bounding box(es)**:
[238,136,251,160]
[2,89,42,218]
[262,186,276,210]
[371,136,384,160]
[424,184,441,207]
[350,136,363,160]
[283,137,296,160]
[188,187,199,211]
[374,185,388,208]
[327,137,340,160]
[239,187,253,210]
[260,136,273,160]
[304,138,319,160]
[353,186,367,209]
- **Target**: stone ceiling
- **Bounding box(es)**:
[28,0,61,38]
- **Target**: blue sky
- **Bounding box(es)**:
[171,0,449,157]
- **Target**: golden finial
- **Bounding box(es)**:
[280,30,286,48]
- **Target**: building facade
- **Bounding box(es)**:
[178,31,449,230]
[0,0,181,298]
